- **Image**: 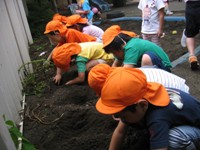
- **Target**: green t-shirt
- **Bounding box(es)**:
[123,38,172,68]
[76,56,88,73]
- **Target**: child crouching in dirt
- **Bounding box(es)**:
[102,25,172,72]
[66,14,104,42]
[88,63,189,95]
[93,67,200,149]
[51,42,114,85]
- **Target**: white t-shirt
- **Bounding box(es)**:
[82,25,104,41]
[138,0,165,34]
[139,67,190,93]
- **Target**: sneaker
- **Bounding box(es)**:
[181,29,187,47]
[188,56,199,70]
[165,10,173,15]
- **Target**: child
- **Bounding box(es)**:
[102,25,172,72]
[76,0,94,24]
[88,64,189,96]
[66,14,104,41]
[95,67,200,149]
[51,42,114,85]
[44,20,96,46]
[138,0,165,46]
[44,20,97,63]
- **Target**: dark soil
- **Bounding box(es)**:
[23,19,200,150]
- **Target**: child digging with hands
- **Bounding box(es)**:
[90,66,200,150]
[102,25,172,72]
[51,42,114,85]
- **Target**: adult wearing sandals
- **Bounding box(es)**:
[183,0,200,70]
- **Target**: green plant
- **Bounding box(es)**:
[3,115,36,150]
[18,59,53,97]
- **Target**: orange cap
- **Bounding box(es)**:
[102,25,138,48]
[88,64,112,95]
[52,13,62,21]
[96,67,170,114]
[52,13,69,24]
[44,20,67,34]
[66,14,88,27]
[52,43,81,71]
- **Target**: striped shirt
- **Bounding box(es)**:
[139,67,189,93]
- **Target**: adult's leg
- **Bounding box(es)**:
[185,1,200,70]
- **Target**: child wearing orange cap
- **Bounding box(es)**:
[44,20,97,64]
[51,42,114,85]
[44,20,96,46]
[95,67,200,150]
[88,63,189,95]
[66,14,104,42]
[102,25,172,72]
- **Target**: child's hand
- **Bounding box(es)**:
[53,74,62,85]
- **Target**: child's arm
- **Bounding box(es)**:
[123,64,135,68]
[46,49,54,62]
[43,49,54,67]
[65,72,85,85]
[112,59,123,67]
[66,57,88,85]
[109,121,128,150]
[53,67,63,84]
[76,9,90,15]
[158,8,165,37]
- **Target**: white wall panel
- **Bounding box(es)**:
[0,0,33,149]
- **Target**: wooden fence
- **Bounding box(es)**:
[0,0,33,149]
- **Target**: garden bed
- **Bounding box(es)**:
[23,20,200,150]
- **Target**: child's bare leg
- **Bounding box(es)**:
[86,60,99,71]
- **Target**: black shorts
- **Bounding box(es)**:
[185,1,200,37]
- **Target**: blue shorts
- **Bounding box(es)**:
[145,51,171,72]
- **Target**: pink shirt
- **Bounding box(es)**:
[82,25,104,41]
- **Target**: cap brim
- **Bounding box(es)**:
[103,40,112,48]
[96,97,126,114]
[145,82,170,107]
[66,23,73,27]
[78,18,88,24]
[44,30,50,34]
[102,36,115,48]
